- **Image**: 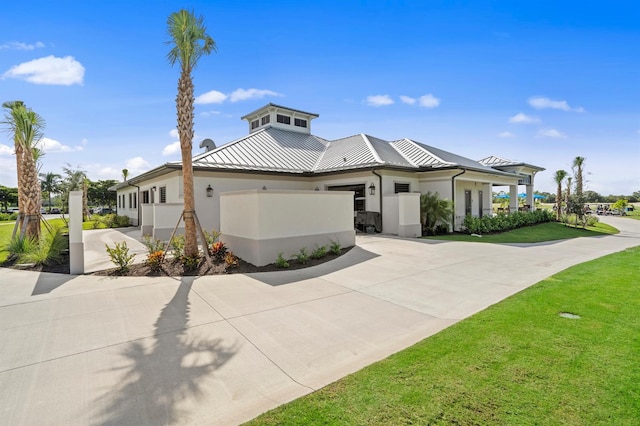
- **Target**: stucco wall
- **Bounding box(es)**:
[383,193,421,237]
[220,189,355,266]
[152,203,184,241]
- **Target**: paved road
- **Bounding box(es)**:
[0,216,638,425]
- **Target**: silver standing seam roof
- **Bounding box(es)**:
[112,125,535,190]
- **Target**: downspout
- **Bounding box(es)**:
[126,181,141,227]
[451,169,466,231]
[372,169,383,232]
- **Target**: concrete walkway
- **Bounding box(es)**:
[0,216,638,425]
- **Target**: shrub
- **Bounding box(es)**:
[311,245,328,259]
[116,215,130,227]
[180,254,200,272]
[462,209,554,234]
[330,240,342,255]
[7,235,38,259]
[210,241,228,262]
[203,229,221,245]
[105,241,136,273]
[293,247,309,264]
[19,225,68,266]
[276,252,290,268]
[0,212,18,221]
[91,216,103,229]
[170,234,185,258]
[586,215,599,226]
[145,250,164,272]
[102,213,117,228]
[224,251,239,269]
[141,235,166,253]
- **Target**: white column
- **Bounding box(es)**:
[69,190,84,275]
[526,184,534,211]
[509,185,518,213]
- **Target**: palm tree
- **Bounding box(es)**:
[554,170,568,221]
[40,171,62,212]
[572,156,586,197]
[122,169,129,181]
[420,191,453,235]
[2,101,45,239]
[62,164,89,219]
[566,176,572,206]
[167,9,216,257]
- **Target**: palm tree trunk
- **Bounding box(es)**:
[177,70,198,257]
[20,146,41,239]
[556,183,562,221]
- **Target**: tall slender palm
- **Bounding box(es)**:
[572,156,586,197]
[167,9,216,257]
[554,170,568,221]
[2,101,45,239]
[566,176,572,206]
[40,171,62,213]
[122,169,129,182]
[62,164,89,219]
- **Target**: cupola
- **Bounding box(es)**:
[241,103,319,135]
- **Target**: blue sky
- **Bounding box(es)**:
[1,0,638,195]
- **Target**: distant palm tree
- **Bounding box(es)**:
[554,170,568,221]
[40,171,62,213]
[167,9,216,257]
[572,156,586,197]
[62,164,89,219]
[2,101,45,239]
[566,176,572,206]
[122,169,129,181]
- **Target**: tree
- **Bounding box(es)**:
[565,176,572,207]
[2,101,45,239]
[40,171,62,212]
[167,9,216,257]
[554,170,568,221]
[62,164,89,219]
[88,179,118,207]
[122,169,129,181]
[572,156,586,197]
[0,185,18,212]
[611,199,628,214]
[420,191,453,235]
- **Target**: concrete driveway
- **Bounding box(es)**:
[0,216,638,425]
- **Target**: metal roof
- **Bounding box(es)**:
[240,103,319,120]
[479,155,545,171]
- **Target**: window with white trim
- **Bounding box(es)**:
[251,119,259,130]
[276,114,291,125]
[159,186,167,204]
[261,115,270,125]
[394,183,410,193]
[294,118,307,128]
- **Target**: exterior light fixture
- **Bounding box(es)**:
[151,186,156,191]
[315,186,319,191]
[206,184,213,197]
[262,186,267,190]
[369,183,376,195]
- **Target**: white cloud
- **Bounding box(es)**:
[528,97,584,112]
[0,41,45,51]
[538,129,567,139]
[418,94,440,108]
[0,144,13,155]
[125,156,150,174]
[365,95,394,107]
[2,55,84,85]
[400,95,416,105]
[169,129,179,139]
[195,90,227,104]
[200,110,222,117]
[509,112,540,124]
[498,131,515,138]
[162,141,181,156]
[37,137,83,153]
[229,88,282,102]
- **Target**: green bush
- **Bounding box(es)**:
[180,254,200,272]
[19,225,68,266]
[7,235,38,261]
[105,241,136,273]
[116,215,130,227]
[102,213,117,228]
[0,212,18,221]
[224,251,239,269]
[330,240,342,255]
[141,235,166,253]
[203,229,221,245]
[462,209,553,234]
[145,250,164,272]
[170,234,185,258]
[311,245,328,259]
[276,252,290,268]
[293,247,310,264]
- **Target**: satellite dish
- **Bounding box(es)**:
[199,138,216,152]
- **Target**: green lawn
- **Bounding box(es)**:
[248,246,640,425]
[425,221,618,244]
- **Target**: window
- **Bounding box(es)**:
[294,118,307,128]
[261,115,270,125]
[394,183,410,193]
[142,190,149,204]
[327,184,366,212]
[251,119,259,130]
[133,192,137,209]
[159,186,167,204]
[276,114,291,125]
[128,193,132,208]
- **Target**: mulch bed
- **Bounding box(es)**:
[2,248,352,277]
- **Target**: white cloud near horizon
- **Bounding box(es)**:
[162,141,181,156]
[400,95,416,105]
[0,41,45,51]
[498,131,515,138]
[418,94,440,108]
[538,128,567,139]
[2,55,84,85]
[195,88,282,104]
[509,112,540,124]
[365,95,394,106]
[0,144,13,155]
[528,96,584,112]
[125,156,150,174]
[38,137,84,152]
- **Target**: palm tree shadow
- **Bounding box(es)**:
[93,277,239,425]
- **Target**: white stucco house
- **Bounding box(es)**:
[112,104,543,264]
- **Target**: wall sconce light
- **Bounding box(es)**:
[315,186,319,191]
[151,186,156,192]
[368,183,376,195]
[206,184,213,197]
[262,186,267,190]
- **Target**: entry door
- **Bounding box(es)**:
[464,190,472,216]
[478,190,483,217]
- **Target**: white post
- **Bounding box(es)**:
[69,190,84,274]
[526,184,534,211]
[509,185,518,213]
